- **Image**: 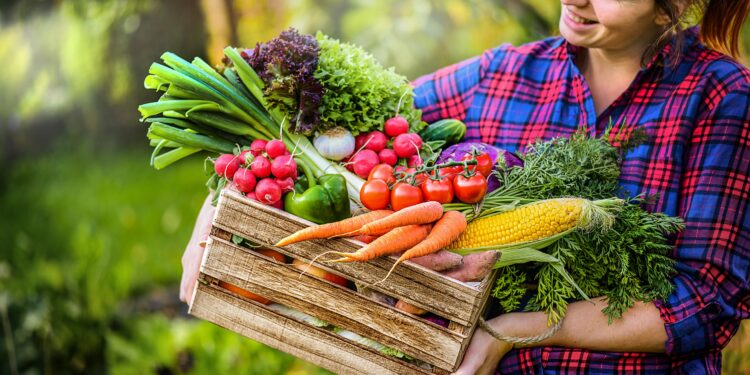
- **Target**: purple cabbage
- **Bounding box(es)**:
[243,28,324,135]
[438,142,523,192]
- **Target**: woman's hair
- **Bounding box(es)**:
[652,0,750,62]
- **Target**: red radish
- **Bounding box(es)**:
[272,198,284,210]
[355,133,368,150]
[246,191,258,201]
[384,116,409,137]
[233,168,257,193]
[275,177,295,193]
[364,131,387,152]
[378,148,398,166]
[408,133,423,149]
[214,154,241,179]
[393,133,420,158]
[256,178,282,205]
[408,154,423,167]
[250,155,272,178]
[238,150,253,165]
[271,154,297,179]
[343,155,355,172]
[394,165,408,177]
[265,139,287,158]
[250,139,267,156]
[351,149,379,179]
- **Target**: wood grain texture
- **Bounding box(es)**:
[190,282,432,375]
[212,190,489,325]
[201,236,465,369]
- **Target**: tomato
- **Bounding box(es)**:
[219,281,271,305]
[421,179,454,204]
[404,167,428,186]
[360,179,390,210]
[453,174,487,203]
[367,164,396,184]
[390,183,424,211]
[291,259,350,287]
[439,165,464,181]
[462,153,494,177]
[258,248,286,263]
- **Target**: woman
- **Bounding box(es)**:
[181,0,750,373]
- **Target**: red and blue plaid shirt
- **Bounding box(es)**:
[413,28,750,374]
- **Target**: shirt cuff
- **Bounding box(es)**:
[653,272,724,355]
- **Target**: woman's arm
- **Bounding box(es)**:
[179,194,216,304]
[452,298,666,375]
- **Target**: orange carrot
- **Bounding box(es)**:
[351,234,379,244]
[374,211,467,285]
[275,210,393,247]
[347,201,443,237]
[328,224,432,263]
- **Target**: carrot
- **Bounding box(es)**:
[374,211,467,285]
[328,224,432,263]
[346,201,443,237]
[351,234,379,244]
[275,210,393,247]
[395,299,428,315]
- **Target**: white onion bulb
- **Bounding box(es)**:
[313,127,356,161]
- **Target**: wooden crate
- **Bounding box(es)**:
[189,190,497,374]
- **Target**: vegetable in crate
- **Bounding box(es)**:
[284,170,350,225]
[445,128,683,324]
[244,29,323,135]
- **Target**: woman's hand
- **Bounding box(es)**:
[452,317,513,375]
[179,194,216,305]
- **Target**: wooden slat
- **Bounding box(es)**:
[201,237,464,370]
[213,190,486,325]
[190,283,432,375]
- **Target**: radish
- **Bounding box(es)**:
[250,139,267,156]
[233,168,257,193]
[214,154,241,179]
[246,191,258,201]
[384,116,409,137]
[265,139,287,158]
[256,178,282,205]
[355,133,368,150]
[408,133,423,149]
[270,154,297,179]
[351,149,379,179]
[272,197,284,210]
[378,148,398,166]
[364,131,387,152]
[238,150,253,165]
[407,154,423,167]
[250,155,272,178]
[275,177,295,193]
[393,133,420,158]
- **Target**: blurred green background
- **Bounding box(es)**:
[1,0,748,374]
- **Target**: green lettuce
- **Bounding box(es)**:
[315,32,424,135]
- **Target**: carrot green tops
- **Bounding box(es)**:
[414,27,750,374]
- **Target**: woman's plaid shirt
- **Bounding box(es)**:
[413,28,750,374]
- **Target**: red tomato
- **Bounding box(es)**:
[219,281,271,305]
[258,248,286,263]
[360,179,390,210]
[453,174,487,203]
[461,153,494,177]
[367,164,396,184]
[421,179,454,204]
[404,167,428,186]
[439,165,464,181]
[390,183,424,211]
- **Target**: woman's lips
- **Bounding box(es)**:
[563,7,598,30]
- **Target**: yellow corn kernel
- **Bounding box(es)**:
[448,198,585,250]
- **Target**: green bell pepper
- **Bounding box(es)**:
[284,158,350,224]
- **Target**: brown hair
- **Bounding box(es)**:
[650,0,750,64]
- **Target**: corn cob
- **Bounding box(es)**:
[447,198,619,250]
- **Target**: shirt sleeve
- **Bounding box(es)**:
[412,48,497,123]
[654,77,750,355]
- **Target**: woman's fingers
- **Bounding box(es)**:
[452,325,512,375]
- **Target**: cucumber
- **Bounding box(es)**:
[418,119,466,145]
